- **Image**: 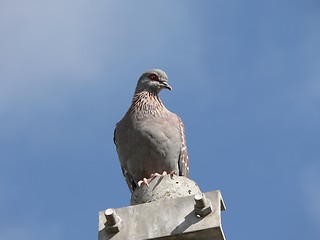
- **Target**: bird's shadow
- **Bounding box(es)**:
[150,174,176,191]
[151,175,165,190]
[170,210,202,235]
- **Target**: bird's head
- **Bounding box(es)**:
[135,69,172,94]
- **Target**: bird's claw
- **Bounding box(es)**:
[137,171,177,188]
[137,178,149,187]
[150,171,167,178]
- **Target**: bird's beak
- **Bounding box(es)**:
[161,82,172,91]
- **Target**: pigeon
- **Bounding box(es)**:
[114,69,189,193]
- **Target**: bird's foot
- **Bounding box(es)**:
[150,171,167,178]
[137,178,149,187]
[137,171,177,188]
[169,171,176,178]
[151,171,176,178]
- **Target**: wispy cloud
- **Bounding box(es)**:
[0,1,202,113]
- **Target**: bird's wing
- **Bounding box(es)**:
[176,116,189,177]
[113,127,117,146]
[120,165,136,193]
[114,127,136,193]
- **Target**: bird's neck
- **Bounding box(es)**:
[129,91,168,117]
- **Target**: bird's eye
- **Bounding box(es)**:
[148,74,158,81]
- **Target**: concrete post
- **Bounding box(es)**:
[98,175,226,240]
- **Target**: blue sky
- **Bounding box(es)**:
[1,1,320,239]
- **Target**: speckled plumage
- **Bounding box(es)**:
[114,69,189,192]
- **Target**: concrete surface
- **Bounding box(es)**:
[131,175,202,205]
[98,190,226,240]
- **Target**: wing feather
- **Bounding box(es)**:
[176,116,189,177]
